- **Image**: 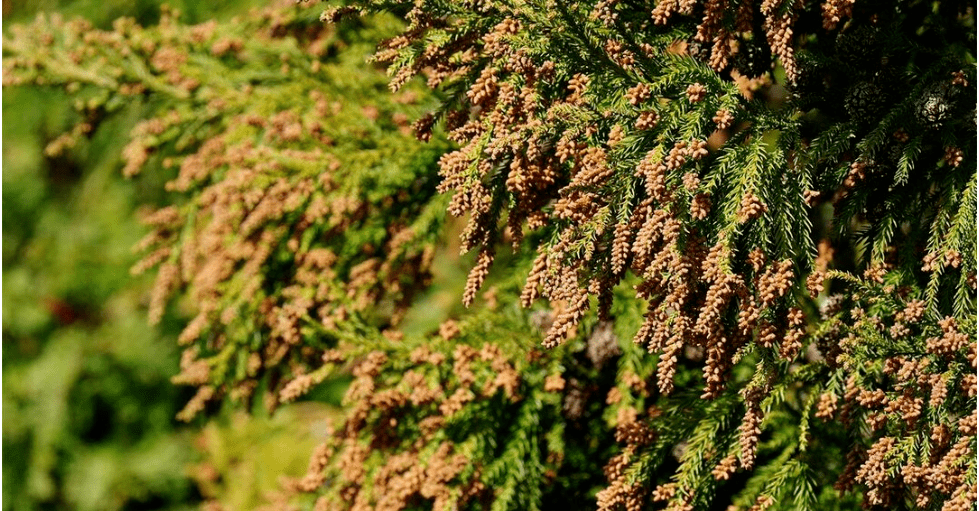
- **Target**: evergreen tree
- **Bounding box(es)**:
[3,0,975,510]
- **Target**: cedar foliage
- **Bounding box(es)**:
[3,0,976,510]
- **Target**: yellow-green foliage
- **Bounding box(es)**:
[5,4,450,419]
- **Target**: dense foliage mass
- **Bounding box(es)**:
[3,0,976,510]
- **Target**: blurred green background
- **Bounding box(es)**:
[2,1,337,509]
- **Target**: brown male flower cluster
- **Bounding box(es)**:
[944,146,964,167]
[737,192,768,222]
[597,447,650,511]
[685,83,707,102]
[712,108,735,130]
[820,0,855,30]
[738,387,766,469]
